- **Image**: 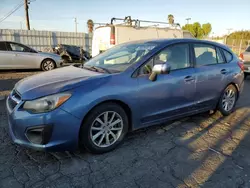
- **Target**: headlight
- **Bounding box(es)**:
[23,92,71,113]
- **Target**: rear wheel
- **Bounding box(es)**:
[41,59,56,71]
[217,85,237,116]
[79,103,129,154]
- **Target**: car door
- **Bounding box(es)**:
[0,42,13,69]
[136,43,197,126]
[6,42,39,69]
[192,43,230,109]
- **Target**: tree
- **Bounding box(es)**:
[87,19,94,33]
[168,14,174,25]
[227,31,250,39]
[182,22,212,38]
[202,23,212,37]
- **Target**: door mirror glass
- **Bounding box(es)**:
[149,62,171,81]
[152,62,171,74]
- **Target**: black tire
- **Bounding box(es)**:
[244,73,248,80]
[217,84,238,116]
[41,59,56,71]
[79,103,129,154]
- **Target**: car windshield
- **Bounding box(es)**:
[83,42,158,73]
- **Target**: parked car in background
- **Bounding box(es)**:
[6,39,244,154]
[54,44,91,63]
[239,46,250,78]
[92,16,194,57]
[0,41,63,71]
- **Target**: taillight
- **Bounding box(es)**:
[239,53,244,60]
[110,34,115,45]
[110,26,115,45]
[237,61,244,71]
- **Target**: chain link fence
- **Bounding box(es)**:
[225,38,250,55]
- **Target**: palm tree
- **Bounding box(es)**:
[168,14,174,25]
[87,19,94,33]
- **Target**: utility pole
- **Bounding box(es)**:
[24,0,30,30]
[186,18,191,24]
[74,17,78,33]
[226,28,233,35]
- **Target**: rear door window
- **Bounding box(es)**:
[0,42,7,51]
[194,44,217,66]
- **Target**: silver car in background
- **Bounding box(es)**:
[240,46,250,78]
[0,41,63,71]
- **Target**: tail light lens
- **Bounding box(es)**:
[110,34,115,45]
[237,61,244,71]
[239,53,244,60]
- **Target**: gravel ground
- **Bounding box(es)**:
[1,72,250,187]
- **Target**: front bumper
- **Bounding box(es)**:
[56,59,64,67]
[6,96,82,152]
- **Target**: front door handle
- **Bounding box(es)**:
[184,75,195,82]
[220,69,228,74]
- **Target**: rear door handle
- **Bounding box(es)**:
[184,75,195,82]
[220,69,228,74]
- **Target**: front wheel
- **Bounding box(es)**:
[217,85,237,116]
[80,103,129,154]
[41,59,56,71]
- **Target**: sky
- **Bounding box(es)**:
[0,0,250,36]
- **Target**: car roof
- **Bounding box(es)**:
[124,38,231,51]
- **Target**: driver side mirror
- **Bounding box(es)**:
[149,62,171,81]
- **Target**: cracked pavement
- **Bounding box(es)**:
[1,73,250,188]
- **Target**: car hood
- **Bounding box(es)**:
[15,66,105,100]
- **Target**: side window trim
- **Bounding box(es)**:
[5,42,12,51]
[190,43,196,67]
[222,49,233,63]
[218,47,227,64]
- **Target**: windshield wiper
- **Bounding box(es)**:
[83,65,111,74]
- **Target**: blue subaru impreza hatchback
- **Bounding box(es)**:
[6,39,244,154]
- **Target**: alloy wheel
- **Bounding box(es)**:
[222,88,236,112]
[90,111,123,148]
[43,60,55,71]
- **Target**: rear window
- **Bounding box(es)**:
[0,42,7,51]
[223,50,233,62]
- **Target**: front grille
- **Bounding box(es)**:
[12,90,21,101]
[8,98,17,110]
[7,89,21,111]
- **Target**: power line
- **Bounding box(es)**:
[0,1,24,23]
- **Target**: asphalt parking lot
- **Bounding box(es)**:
[1,72,250,188]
